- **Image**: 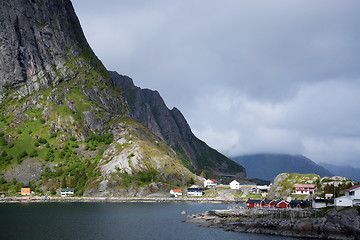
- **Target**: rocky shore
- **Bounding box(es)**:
[0,196,242,204]
[186,207,360,240]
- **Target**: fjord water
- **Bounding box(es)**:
[1,202,300,240]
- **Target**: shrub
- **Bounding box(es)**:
[0,138,8,146]
[18,150,28,160]
[29,149,38,157]
[38,138,47,144]
[50,187,56,195]
[59,151,66,159]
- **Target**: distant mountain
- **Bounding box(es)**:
[232,154,333,181]
[319,162,360,182]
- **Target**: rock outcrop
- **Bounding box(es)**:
[188,207,360,240]
[110,72,246,178]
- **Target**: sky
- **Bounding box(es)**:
[71,0,360,167]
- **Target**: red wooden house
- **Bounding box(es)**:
[246,199,262,208]
[275,199,289,208]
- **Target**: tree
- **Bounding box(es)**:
[50,187,56,195]
[61,176,67,188]
[200,171,206,179]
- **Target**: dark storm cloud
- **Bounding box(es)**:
[72,0,360,167]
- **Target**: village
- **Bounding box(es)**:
[169,177,360,209]
[3,174,360,210]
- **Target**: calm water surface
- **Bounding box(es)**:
[0,202,304,240]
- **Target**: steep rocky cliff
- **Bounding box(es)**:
[110,72,246,178]
[0,0,200,196]
[0,0,108,97]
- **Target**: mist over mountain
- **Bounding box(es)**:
[232,154,333,181]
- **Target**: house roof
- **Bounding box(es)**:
[295,184,315,188]
[313,199,326,203]
[187,187,204,191]
[345,185,360,192]
[246,199,262,204]
[22,186,33,189]
[208,179,218,183]
[263,199,274,204]
[171,189,182,193]
[275,200,289,205]
[61,188,75,191]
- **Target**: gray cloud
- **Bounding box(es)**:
[72,0,360,167]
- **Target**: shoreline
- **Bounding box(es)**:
[0,196,244,204]
[186,207,360,240]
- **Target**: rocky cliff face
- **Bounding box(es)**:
[110,72,246,178]
[0,0,107,98]
[0,0,200,196]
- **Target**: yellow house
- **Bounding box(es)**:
[21,186,33,196]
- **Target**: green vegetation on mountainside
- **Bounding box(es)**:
[0,48,128,195]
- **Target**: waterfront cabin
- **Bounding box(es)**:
[263,199,275,207]
[345,185,360,206]
[289,200,309,209]
[334,196,353,207]
[294,184,315,195]
[275,200,289,208]
[229,180,240,190]
[187,185,204,197]
[204,179,218,188]
[289,200,302,209]
[312,199,326,209]
[170,189,183,198]
[21,186,33,196]
[61,188,75,197]
[246,199,262,208]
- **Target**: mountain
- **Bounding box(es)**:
[0,0,216,196]
[232,154,333,181]
[319,162,360,182]
[110,72,245,178]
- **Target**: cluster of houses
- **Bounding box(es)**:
[170,179,271,198]
[246,198,326,209]
[19,186,75,197]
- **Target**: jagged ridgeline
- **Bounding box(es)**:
[0,0,244,196]
[110,72,245,178]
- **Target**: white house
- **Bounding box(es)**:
[312,199,326,209]
[334,196,353,207]
[229,180,240,190]
[344,186,360,206]
[61,188,75,197]
[170,189,183,198]
[187,185,204,197]
[204,179,218,188]
[294,184,315,194]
